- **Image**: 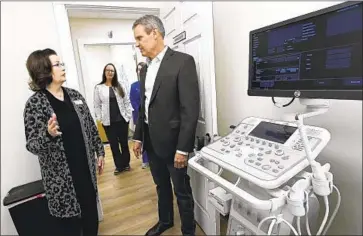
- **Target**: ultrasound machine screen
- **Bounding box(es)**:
[248,2,362,100]
[249,121,297,144]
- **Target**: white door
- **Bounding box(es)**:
[160,2,219,235]
[78,44,112,119]
[161,2,217,138]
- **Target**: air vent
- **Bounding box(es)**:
[65,4,159,16]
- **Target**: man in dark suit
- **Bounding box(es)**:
[132,15,200,236]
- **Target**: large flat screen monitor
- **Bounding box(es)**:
[248,1,362,100]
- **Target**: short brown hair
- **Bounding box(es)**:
[132,15,165,38]
[26,48,57,91]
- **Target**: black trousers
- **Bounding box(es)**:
[52,194,99,236]
[144,123,196,236]
[103,118,130,169]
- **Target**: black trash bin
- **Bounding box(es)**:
[3,180,55,236]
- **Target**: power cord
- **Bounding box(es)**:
[268,219,277,235]
[317,196,330,235]
[297,216,302,235]
[305,191,312,236]
[272,96,296,108]
[257,174,341,236]
[257,216,276,234]
[303,185,341,236]
[322,185,341,235]
[257,214,299,235]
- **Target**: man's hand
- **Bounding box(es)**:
[97,156,105,175]
[174,152,188,169]
[133,141,142,159]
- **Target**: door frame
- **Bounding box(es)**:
[77,38,138,129]
[161,2,218,136]
[52,2,160,94]
[77,38,136,97]
[201,2,218,137]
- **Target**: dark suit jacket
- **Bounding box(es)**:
[133,47,200,159]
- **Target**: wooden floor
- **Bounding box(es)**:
[97,143,206,235]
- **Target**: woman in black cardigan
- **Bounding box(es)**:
[23,48,105,236]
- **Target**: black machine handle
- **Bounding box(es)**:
[230,125,237,130]
[194,133,211,151]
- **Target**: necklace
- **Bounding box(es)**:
[47,88,64,100]
[55,92,64,99]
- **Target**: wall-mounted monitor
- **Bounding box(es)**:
[248,1,362,100]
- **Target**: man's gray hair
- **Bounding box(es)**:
[132,15,165,38]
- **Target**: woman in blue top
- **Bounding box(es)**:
[130,62,149,168]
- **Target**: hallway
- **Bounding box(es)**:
[97,144,205,235]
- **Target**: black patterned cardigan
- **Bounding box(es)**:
[23,87,105,218]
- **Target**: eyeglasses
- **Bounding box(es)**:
[52,62,65,68]
[106,69,115,73]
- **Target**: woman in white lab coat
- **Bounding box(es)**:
[94,63,132,175]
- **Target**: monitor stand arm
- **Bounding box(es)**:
[295,98,330,164]
[298,98,330,115]
[294,98,333,197]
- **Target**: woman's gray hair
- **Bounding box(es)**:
[132,15,165,38]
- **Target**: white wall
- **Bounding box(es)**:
[212,1,362,235]
[0,2,161,235]
[68,18,136,95]
[110,44,145,88]
[1,2,61,235]
[81,45,112,119]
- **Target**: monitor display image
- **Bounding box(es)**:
[248,1,362,100]
[249,121,298,144]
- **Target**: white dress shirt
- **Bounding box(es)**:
[137,46,188,156]
[144,46,168,123]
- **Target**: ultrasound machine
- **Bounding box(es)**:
[189,1,362,235]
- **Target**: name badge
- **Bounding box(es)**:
[74,100,83,105]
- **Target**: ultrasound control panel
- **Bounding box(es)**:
[200,116,331,189]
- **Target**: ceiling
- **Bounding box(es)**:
[66,4,160,20]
